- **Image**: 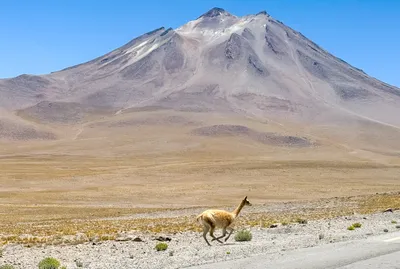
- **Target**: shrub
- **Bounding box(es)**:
[38,257,61,269]
[0,265,15,269]
[347,225,355,231]
[234,229,252,242]
[155,242,168,251]
[391,220,397,224]
[396,225,400,229]
[352,223,362,228]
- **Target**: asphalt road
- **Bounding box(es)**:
[189,231,400,269]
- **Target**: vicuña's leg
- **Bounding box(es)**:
[202,225,211,246]
[209,226,223,244]
[225,227,234,242]
[212,228,227,242]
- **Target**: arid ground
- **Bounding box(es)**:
[1,7,400,269]
[1,110,399,246]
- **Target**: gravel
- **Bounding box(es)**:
[1,210,399,269]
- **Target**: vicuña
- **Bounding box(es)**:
[196,196,252,246]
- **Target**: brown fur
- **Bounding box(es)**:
[196,196,252,246]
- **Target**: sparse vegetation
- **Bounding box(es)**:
[347,225,355,231]
[396,225,400,229]
[0,192,399,246]
[358,193,400,214]
[0,265,15,269]
[155,242,168,251]
[352,223,362,228]
[38,257,61,269]
[234,229,252,242]
[391,220,397,224]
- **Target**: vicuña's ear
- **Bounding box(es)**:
[244,196,247,200]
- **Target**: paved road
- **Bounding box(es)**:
[189,231,400,269]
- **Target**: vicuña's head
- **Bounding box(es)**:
[243,196,252,206]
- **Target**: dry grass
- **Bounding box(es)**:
[358,193,400,213]
[0,111,399,246]
[0,205,166,224]
[1,153,399,206]
[0,151,399,248]
[1,193,399,246]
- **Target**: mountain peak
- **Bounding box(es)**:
[198,7,231,19]
[256,10,269,16]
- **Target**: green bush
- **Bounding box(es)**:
[391,220,397,224]
[352,223,362,228]
[347,225,355,231]
[234,229,252,242]
[38,257,61,269]
[155,242,168,251]
[0,265,15,269]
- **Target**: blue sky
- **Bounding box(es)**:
[1,0,399,87]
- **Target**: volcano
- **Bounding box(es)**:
[1,7,399,157]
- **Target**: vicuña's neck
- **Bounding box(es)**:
[232,200,245,217]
